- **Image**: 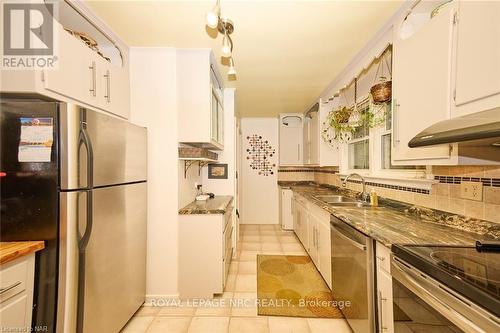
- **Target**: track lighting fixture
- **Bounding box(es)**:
[205,0,237,78]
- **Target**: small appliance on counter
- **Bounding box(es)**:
[195,184,215,201]
[391,242,500,333]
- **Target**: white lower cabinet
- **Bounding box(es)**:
[292,193,332,289]
[293,196,309,251]
[178,207,233,298]
[0,254,36,331]
[376,242,394,333]
[279,188,294,230]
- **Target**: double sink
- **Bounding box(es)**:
[314,194,370,208]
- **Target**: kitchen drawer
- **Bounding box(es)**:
[376,242,391,273]
[0,257,30,304]
[0,293,30,328]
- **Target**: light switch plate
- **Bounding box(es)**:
[460,181,483,201]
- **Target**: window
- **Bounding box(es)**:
[380,105,422,170]
[348,102,370,169]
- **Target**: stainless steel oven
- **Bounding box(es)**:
[331,216,375,333]
[391,256,500,333]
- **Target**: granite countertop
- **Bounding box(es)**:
[279,181,500,247]
[179,196,233,215]
[0,241,45,265]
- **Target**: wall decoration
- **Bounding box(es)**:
[208,163,228,179]
[246,134,276,176]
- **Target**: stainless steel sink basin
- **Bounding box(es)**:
[315,195,358,203]
[315,195,370,208]
[329,202,370,208]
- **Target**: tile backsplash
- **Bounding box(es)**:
[279,165,500,224]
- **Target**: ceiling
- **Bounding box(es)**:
[85,0,403,117]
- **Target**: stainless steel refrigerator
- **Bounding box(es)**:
[1,99,147,333]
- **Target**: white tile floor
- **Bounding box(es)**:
[121,224,352,333]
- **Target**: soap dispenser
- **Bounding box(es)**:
[370,188,378,207]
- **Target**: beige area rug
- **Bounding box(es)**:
[257,255,344,318]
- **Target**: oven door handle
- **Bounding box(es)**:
[392,260,487,333]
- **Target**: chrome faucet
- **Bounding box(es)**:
[342,173,369,203]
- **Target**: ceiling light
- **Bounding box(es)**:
[221,33,232,57]
[206,0,220,29]
[204,1,237,79]
[228,58,236,76]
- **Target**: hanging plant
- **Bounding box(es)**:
[324,106,357,142]
[370,50,392,104]
[364,97,388,128]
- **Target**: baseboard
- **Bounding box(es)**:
[144,294,180,306]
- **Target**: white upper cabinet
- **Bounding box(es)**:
[279,113,304,166]
[0,3,130,119]
[302,100,339,167]
[453,1,500,117]
[177,49,224,150]
[303,110,320,166]
[391,2,456,165]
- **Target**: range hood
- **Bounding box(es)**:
[409,107,500,148]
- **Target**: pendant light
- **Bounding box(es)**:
[206,0,220,29]
[228,58,236,76]
[221,33,232,58]
[205,1,237,78]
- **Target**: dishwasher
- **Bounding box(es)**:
[331,215,375,333]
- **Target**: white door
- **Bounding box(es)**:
[44,26,98,107]
[377,269,394,333]
[317,220,332,289]
[279,115,303,166]
[303,117,311,165]
[392,5,455,164]
[280,189,294,230]
[309,112,320,165]
[307,214,318,263]
[453,1,500,117]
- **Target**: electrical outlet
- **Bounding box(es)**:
[460,181,483,201]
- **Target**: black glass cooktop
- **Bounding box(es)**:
[392,243,500,317]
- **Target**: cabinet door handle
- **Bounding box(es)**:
[393,100,400,148]
[104,70,111,103]
[89,61,96,97]
[0,281,21,294]
[316,229,320,249]
[378,290,388,331]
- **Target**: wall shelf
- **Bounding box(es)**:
[179,158,217,178]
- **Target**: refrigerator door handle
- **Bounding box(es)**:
[77,120,94,250]
[77,113,94,333]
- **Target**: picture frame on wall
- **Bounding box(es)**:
[208,164,228,179]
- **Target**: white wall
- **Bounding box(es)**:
[240,118,279,225]
[129,47,180,301]
[202,88,236,195]
[178,160,202,208]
